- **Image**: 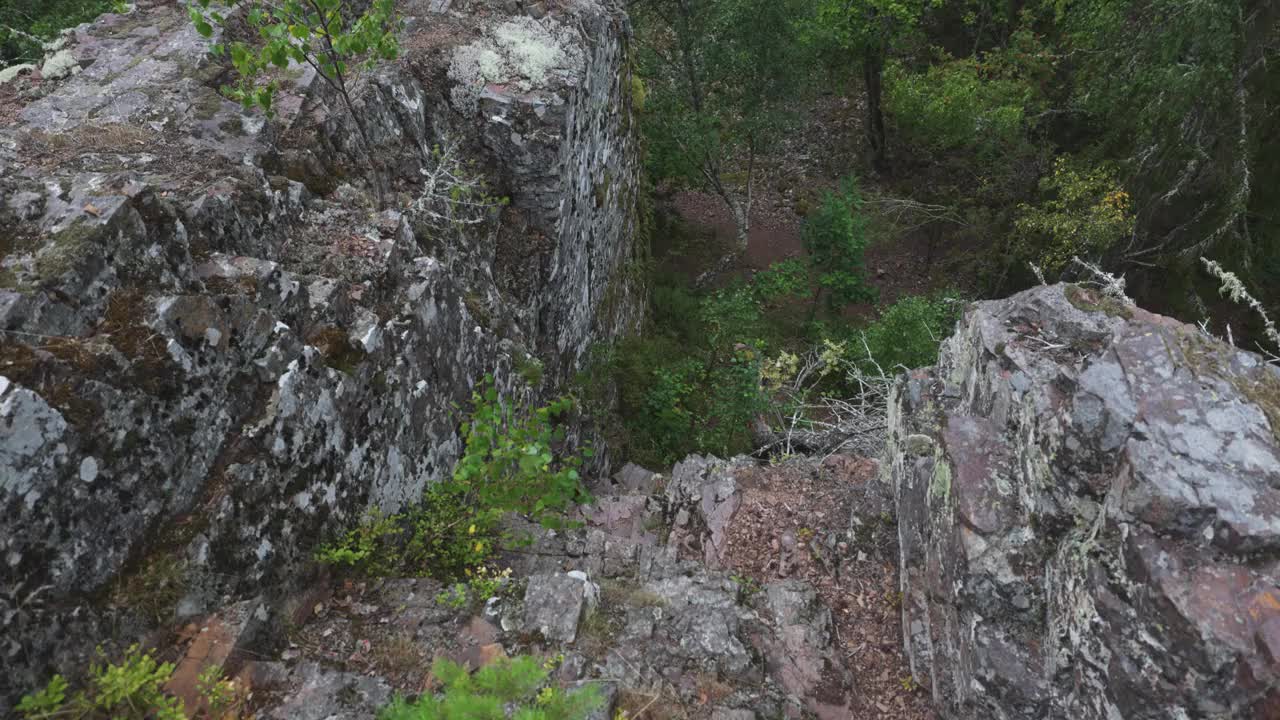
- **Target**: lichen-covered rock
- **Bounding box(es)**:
[887,284,1280,719]
[219,457,852,720]
[523,573,590,643]
[258,662,393,720]
[0,0,642,707]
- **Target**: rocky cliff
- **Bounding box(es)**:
[888,284,1280,718]
[0,0,643,705]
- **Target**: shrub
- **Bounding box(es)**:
[753,259,809,303]
[0,0,126,66]
[856,292,962,373]
[801,177,877,309]
[317,377,589,579]
[602,283,770,467]
[435,566,513,611]
[18,645,184,720]
[1013,156,1134,273]
[379,656,601,720]
[885,54,1035,156]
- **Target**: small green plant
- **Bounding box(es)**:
[189,0,398,119]
[436,583,469,610]
[434,566,513,610]
[752,259,809,303]
[900,675,918,692]
[514,352,545,387]
[17,645,185,720]
[196,665,243,719]
[315,508,403,572]
[14,675,68,719]
[377,656,601,720]
[317,377,590,579]
[730,574,763,597]
[802,177,877,311]
[188,0,400,197]
[855,292,962,374]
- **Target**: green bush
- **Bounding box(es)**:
[752,259,809,303]
[885,55,1034,156]
[0,0,125,66]
[18,645,185,720]
[856,292,962,373]
[317,377,589,579]
[1013,156,1134,273]
[801,177,877,309]
[378,656,601,720]
[602,283,769,467]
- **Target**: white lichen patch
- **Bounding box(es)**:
[447,17,585,114]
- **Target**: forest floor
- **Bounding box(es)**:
[720,457,938,720]
[656,93,960,322]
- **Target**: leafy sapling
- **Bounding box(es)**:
[189,0,400,194]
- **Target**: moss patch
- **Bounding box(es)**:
[107,552,187,625]
[0,340,103,428]
[929,457,952,501]
[33,220,99,280]
[463,292,491,330]
[307,325,367,375]
[599,579,667,609]
[1176,328,1280,443]
[99,289,184,400]
[1064,284,1133,320]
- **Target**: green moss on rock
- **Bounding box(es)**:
[307,325,367,375]
[1064,284,1133,320]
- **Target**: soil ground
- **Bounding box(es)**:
[720,457,937,720]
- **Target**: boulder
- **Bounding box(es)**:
[887,284,1280,718]
[523,572,590,643]
[0,0,644,708]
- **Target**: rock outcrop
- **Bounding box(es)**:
[0,0,643,706]
[150,456,868,720]
[888,284,1280,718]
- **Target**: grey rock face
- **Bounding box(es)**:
[887,284,1280,719]
[258,662,393,720]
[0,0,642,707]
[523,573,589,643]
[483,457,844,719]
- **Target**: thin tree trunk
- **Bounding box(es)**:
[305,0,387,204]
[864,46,886,172]
[733,203,750,254]
[734,138,757,255]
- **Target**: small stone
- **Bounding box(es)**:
[477,643,506,667]
[78,457,98,483]
[527,2,547,19]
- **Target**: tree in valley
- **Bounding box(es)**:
[809,0,935,170]
[1057,0,1280,289]
[802,176,878,312]
[631,0,815,254]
